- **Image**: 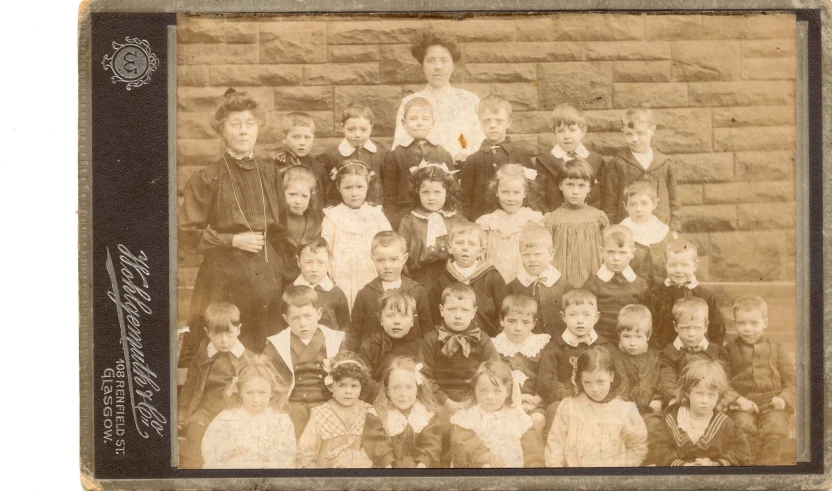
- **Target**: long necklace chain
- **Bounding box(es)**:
[222,156,269,263]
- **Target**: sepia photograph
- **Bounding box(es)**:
[172,12,801,471]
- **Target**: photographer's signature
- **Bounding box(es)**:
[106,244,167,438]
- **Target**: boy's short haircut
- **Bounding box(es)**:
[666,238,698,259]
[379,288,417,315]
[449,221,486,247]
[519,224,554,250]
[204,302,241,333]
[297,236,332,259]
[622,179,658,204]
[500,294,538,319]
[550,103,586,130]
[623,107,654,128]
[561,288,597,310]
[732,295,769,319]
[371,231,407,254]
[282,285,319,312]
[281,111,316,135]
[602,224,635,250]
[558,158,594,184]
[342,103,375,125]
[672,296,709,325]
[441,282,477,309]
[403,97,434,119]
[616,304,653,336]
[478,95,513,117]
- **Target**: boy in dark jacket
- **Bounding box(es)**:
[274,112,326,207]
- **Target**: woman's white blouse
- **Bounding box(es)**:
[393,84,486,160]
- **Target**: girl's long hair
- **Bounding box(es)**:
[485,163,541,212]
[224,355,289,412]
[408,165,461,212]
[374,357,440,432]
[334,160,379,205]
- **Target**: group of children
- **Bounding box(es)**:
[178,91,795,469]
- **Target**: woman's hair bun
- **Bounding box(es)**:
[224,87,237,97]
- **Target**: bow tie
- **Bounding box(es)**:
[436,325,480,358]
[530,275,549,295]
[681,346,703,353]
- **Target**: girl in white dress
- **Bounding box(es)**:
[321,161,392,311]
[476,164,544,283]
[201,356,297,468]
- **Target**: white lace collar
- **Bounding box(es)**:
[293,274,335,292]
[596,264,637,282]
[551,144,589,160]
[492,332,551,359]
[664,275,700,289]
[515,264,561,288]
[387,401,434,436]
[207,339,246,358]
[338,138,377,157]
[620,216,669,246]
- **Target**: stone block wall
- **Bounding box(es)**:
[176,13,797,326]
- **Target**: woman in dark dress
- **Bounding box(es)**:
[179,89,288,356]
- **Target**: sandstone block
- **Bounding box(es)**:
[714,126,795,152]
[210,65,303,87]
[651,108,712,154]
[334,85,403,136]
[178,112,215,140]
[328,20,422,44]
[583,110,626,133]
[428,19,516,42]
[225,21,258,44]
[709,230,792,281]
[674,153,734,183]
[508,112,551,135]
[737,202,796,230]
[178,66,209,86]
[613,83,688,108]
[735,151,795,181]
[679,204,737,233]
[490,83,539,111]
[701,14,795,40]
[704,181,793,204]
[688,81,795,106]
[260,22,327,64]
[454,84,492,101]
[178,87,274,112]
[515,18,558,41]
[581,132,622,157]
[462,42,583,63]
[538,62,613,110]
[463,63,536,83]
[550,14,645,41]
[613,61,671,83]
[712,105,795,127]
[741,58,797,80]
[585,41,671,61]
[678,184,704,205]
[179,43,258,65]
[380,45,427,85]
[304,63,379,85]
[671,41,740,82]
[741,39,796,58]
[178,138,222,167]
[644,15,705,40]
[329,45,380,63]
[178,17,225,44]
[273,86,333,111]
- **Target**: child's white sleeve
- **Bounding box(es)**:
[544,399,570,467]
[296,414,323,468]
[200,411,232,468]
[265,413,298,468]
[622,403,649,467]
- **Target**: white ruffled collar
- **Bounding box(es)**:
[551,144,589,160]
[596,264,637,282]
[515,264,561,288]
[387,401,434,437]
[561,328,599,348]
[338,138,377,157]
[492,332,551,359]
[207,339,246,358]
[664,275,700,289]
[293,274,335,292]
[620,216,669,246]
[450,405,532,438]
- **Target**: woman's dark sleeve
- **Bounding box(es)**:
[179,167,232,254]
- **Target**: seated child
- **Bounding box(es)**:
[534,103,606,213]
[363,357,445,468]
[422,283,501,414]
[536,289,628,433]
[615,304,663,434]
[450,360,545,468]
[647,360,752,466]
[398,163,467,288]
[507,224,573,338]
[720,295,796,466]
[428,222,507,337]
[382,97,456,229]
[461,95,530,221]
[657,297,722,408]
[603,107,680,233]
[274,112,326,204]
[582,224,650,344]
[491,295,551,431]
[290,237,350,334]
[201,356,296,469]
[348,231,433,351]
[476,163,544,283]
[545,347,647,467]
[297,352,375,468]
[320,103,387,208]
[263,286,345,439]
[358,289,427,384]
[178,302,255,469]
[543,159,610,287]
[278,166,323,289]
[648,238,726,349]
[619,179,672,287]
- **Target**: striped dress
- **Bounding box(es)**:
[543,203,610,288]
